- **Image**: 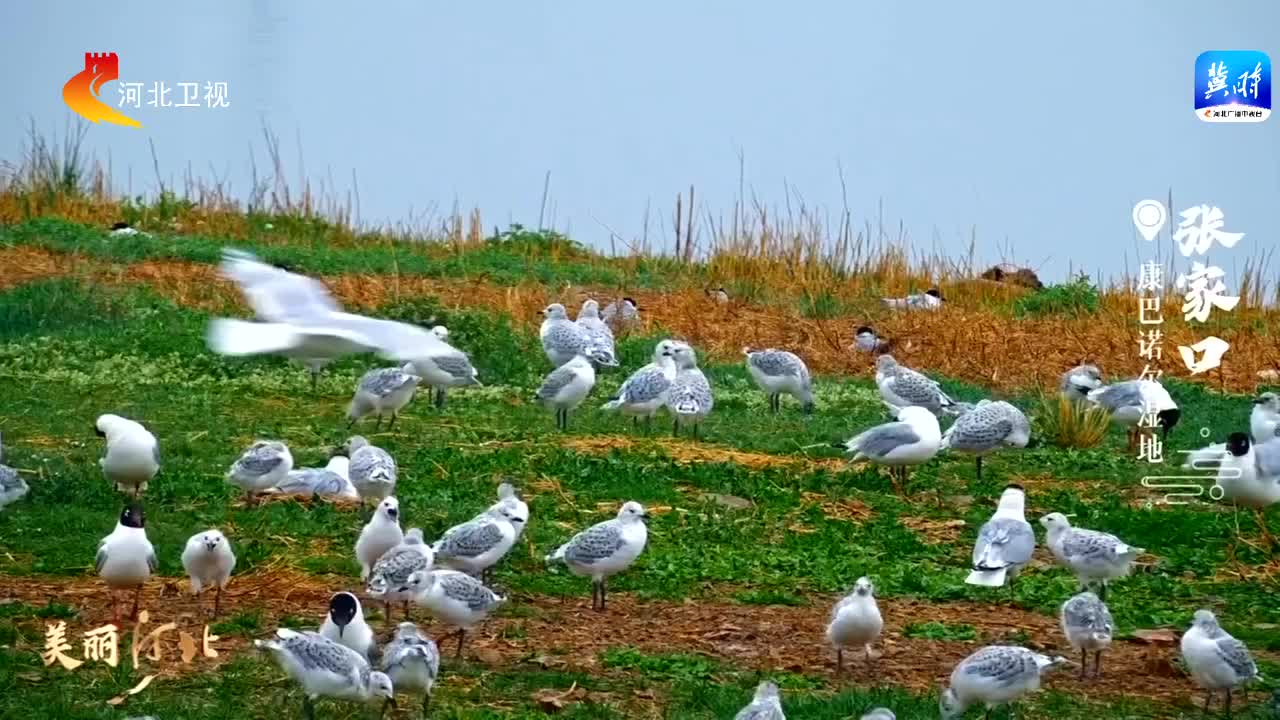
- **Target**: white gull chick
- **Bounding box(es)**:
[535,351,597,431]
[882,287,942,311]
[319,591,375,661]
[838,405,941,493]
[408,325,482,410]
[0,432,29,510]
[367,528,435,622]
[1251,392,1280,441]
[826,576,883,672]
[406,569,505,659]
[941,400,1031,481]
[1181,609,1259,714]
[874,355,956,417]
[381,622,441,716]
[602,339,679,431]
[1040,513,1143,600]
[254,628,395,718]
[1086,379,1180,449]
[667,343,714,439]
[432,502,523,583]
[272,455,357,500]
[734,681,785,720]
[576,299,620,367]
[744,348,814,415]
[344,436,397,506]
[181,529,235,617]
[225,440,293,504]
[356,497,405,581]
[1060,591,1114,679]
[1059,364,1103,403]
[546,501,649,612]
[966,485,1035,588]
[95,414,159,498]
[97,504,156,621]
[347,364,423,431]
[940,646,1064,719]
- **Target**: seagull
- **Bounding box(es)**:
[882,287,942,311]
[707,287,730,305]
[254,628,395,719]
[212,249,450,389]
[874,355,956,417]
[733,681,784,720]
[225,440,293,505]
[966,485,1035,589]
[1040,513,1143,599]
[540,303,614,368]
[546,501,649,612]
[1212,433,1280,551]
[97,504,156,621]
[1251,392,1280,441]
[181,529,235,617]
[602,339,679,431]
[344,436,397,507]
[941,400,1031,481]
[1181,609,1259,715]
[851,325,892,354]
[272,455,358,500]
[0,432,30,511]
[744,348,814,415]
[826,576,883,673]
[408,327,481,410]
[406,569,505,659]
[535,351,597,431]
[95,414,159,498]
[347,364,423,430]
[432,503,523,584]
[490,481,530,541]
[860,710,895,720]
[838,406,941,494]
[1060,364,1103,403]
[356,497,405,581]
[576,299,620,368]
[1060,591,1113,679]
[1086,379,1180,449]
[667,343,713,439]
[600,297,641,334]
[367,528,435,622]
[939,646,1064,719]
[319,591,375,660]
[381,622,441,717]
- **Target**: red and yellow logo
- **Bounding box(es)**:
[63,52,141,128]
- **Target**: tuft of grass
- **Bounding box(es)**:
[1036,395,1112,449]
[902,620,978,641]
[1013,275,1101,317]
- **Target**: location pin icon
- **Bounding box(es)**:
[1132,199,1168,242]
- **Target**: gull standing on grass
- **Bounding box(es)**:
[254,628,395,720]
[0,432,29,510]
[347,364,423,430]
[181,529,235,617]
[95,414,159,498]
[602,339,679,431]
[1251,392,1280,441]
[734,681,785,720]
[600,297,641,334]
[882,287,942,311]
[744,348,814,415]
[1040,513,1143,600]
[826,576,883,673]
[319,591,375,660]
[344,436,397,507]
[860,710,895,720]
[1211,432,1280,550]
[939,646,1064,719]
[97,504,157,621]
[271,455,358,500]
[966,485,1035,589]
[1060,591,1114,679]
[540,303,615,368]
[406,569,505,659]
[408,326,482,410]
[941,400,1031,481]
[368,528,435,622]
[1086,379,1180,449]
[1059,364,1103,403]
[1181,609,1259,714]
[535,350,597,431]
[381,622,441,717]
[432,502,523,583]
[837,406,941,494]
[576,299,620,367]
[357,497,405,581]
[546,501,649,612]
[667,343,713,439]
[225,440,293,505]
[212,248,451,390]
[874,355,957,416]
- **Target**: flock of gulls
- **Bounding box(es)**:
[5,250,1278,719]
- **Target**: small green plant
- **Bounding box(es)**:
[487,223,589,259]
[1013,275,1100,317]
[902,621,977,641]
[1036,394,1111,449]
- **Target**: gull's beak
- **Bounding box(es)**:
[1252,397,1265,404]
[640,511,650,520]
[337,623,346,637]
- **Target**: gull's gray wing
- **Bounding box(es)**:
[370,547,432,589]
[279,469,347,495]
[888,368,945,407]
[1089,381,1143,411]
[382,634,440,677]
[438,572,502,612]
[734,702,784,720]
[542,321,585,354]
[617,366,671,404]
[1062,594,1113,634]
[282,632,363,677]
[95,541,108,573]
[0,466,22,491]
[854,421,921,459]
[220,249,340,323]
[959,646,1037,687]
[1060,529,1129,561]
[434,353,477,382]
[359,368,415,396]
[946,405,1014,451]
[537,364,578,401]
[1252,438,1280,477]
[349,447,396,483]
[1215,636,1257,680]
[564,522,625,565]
[972,518,1034,569]
[147,547,158,573]
[324,313,451,361]
[436,520,504,559]
[748,350,804,378]
[235,446,284,477]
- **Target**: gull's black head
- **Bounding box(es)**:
[1227,431,1251,457]
[926,288,942,299]
[94,424,106,438]
[328,592,359,634]
[1004,483,1024,493]
[1157,408,1181,439]
[110,221,130,230]
[623,296,638,307]
[120,504,145,529]
[855,325,875,336]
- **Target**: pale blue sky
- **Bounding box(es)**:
[2,2,1277,282]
